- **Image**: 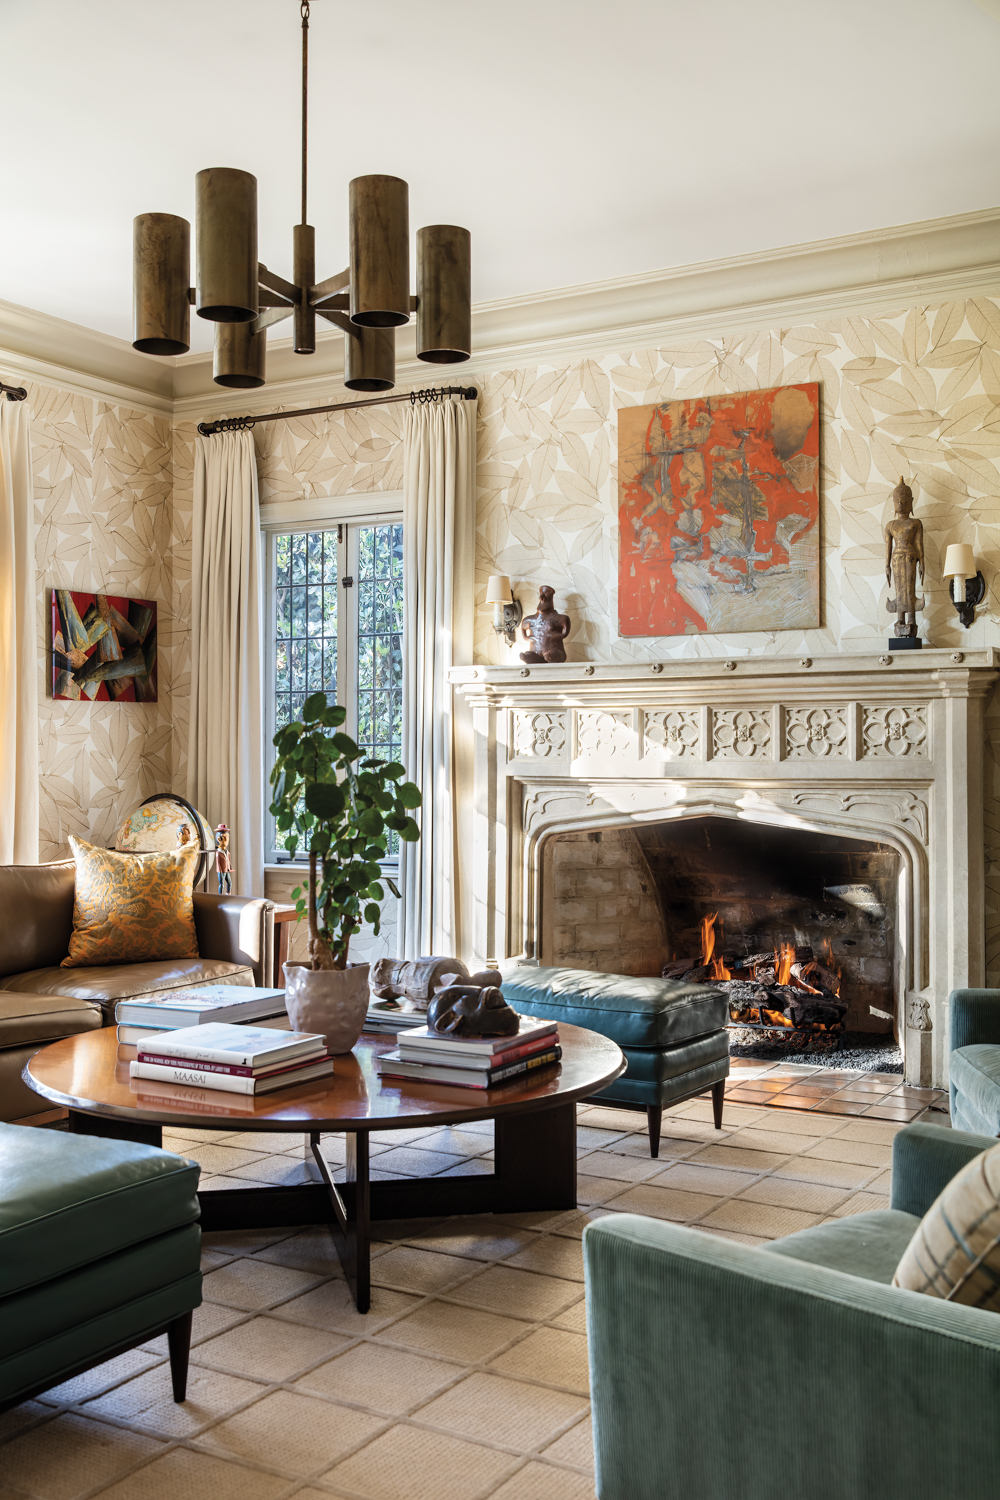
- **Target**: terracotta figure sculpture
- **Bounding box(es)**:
[370,956,502,1013]
[519,585,571,663]
[214,823,232,895]
[427,985,520,1038]
[884,476,925,639]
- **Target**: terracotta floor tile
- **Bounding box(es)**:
[199,1387,385,1475]
[278,1278,421,1335]
[179,1145,272,1174]
[605,1183,720,1222]
[649,1161,756,1197]
[725,1128,817,1155]
[503,1235,585,1281]
[0,1412,163,1500]
[576,1175,633,1205]
[140,1301,246,1356]
[380,1300,531,1362]
[489,1328,590,1396]
[576,1105,644,1133]
[805,1099,867,1115]
[803,1138,894,1168]
[398,1217,538,1261]
[201,1257,325,1311]
[829,1190,892,1216]
[576,1151,667,1181]
[541,1413,593,1471]
[320,1423,513,1500]
[450,1264,581,1319]
[296,1342,461,1414]
[250,1226,342,1275]
[417,1126,496,1157]
[201,1229,296,1256]
[0,1400,55,1445]
[414,1371,586,1449]
[84,1366,264,1439]
[740,1108,842,1135]
[551,1299,588,1334]
[737,1177,848,1214]
[44,1349,162,1404]
[698,1226,769,1248]
[860,1106,919,1121]
[195,1314,348,1382]
[88,1447,289,1500]
[773,1158,879,1190]
[539,1209,612,1240]
[224,1156,320,1186]
[371,1245,476,1295]
[487,1461,596,1500]
[369,1146,468,1177]
[701,1199,822,1238]
[690,1144,787,1172]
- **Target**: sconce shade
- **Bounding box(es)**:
[416,225,471,364]
[213,321,266,388]
[349,175,410,328]
[943,543,977,582]
[196,168,259,323]
[486,574,513,604]
[343,324,395,392]
[133,213,191,356]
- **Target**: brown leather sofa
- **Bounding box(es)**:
[0,860,275,1123]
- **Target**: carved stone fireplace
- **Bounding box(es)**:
[451,649,999,1086]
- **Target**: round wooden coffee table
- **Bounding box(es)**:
[25,1024,624,1312]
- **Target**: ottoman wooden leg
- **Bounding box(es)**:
[167,1310,193,1402]
[711,1079,726,1130]
[646,1105,662,1158]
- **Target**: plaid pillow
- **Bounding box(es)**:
[61,834,200,968]
[893,1142,1000,1309]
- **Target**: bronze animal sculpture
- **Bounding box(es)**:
[427,984,520,1038]
[885,476,925,639]
[519,585,571,664]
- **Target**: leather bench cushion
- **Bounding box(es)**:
[0,992,103,1049]
[0,958,254,1022]
[501,965,727,1048]
[764,1209,921,1285]
[595,1034,730,1108]
[0,1123,200,1296]
[950,1045,1000,1137]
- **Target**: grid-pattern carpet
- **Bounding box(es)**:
[2,1070,940,1500]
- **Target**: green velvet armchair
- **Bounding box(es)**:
[949,988,1000,1135]
[584,1122,1000,1500]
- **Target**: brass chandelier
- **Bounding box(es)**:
[132,1,471,391]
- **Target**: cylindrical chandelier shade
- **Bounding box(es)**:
[416,226,471,364]
[293,224,316,355]
[343,325,395,392]
[213,322,266,388]
[195,168,259,323]
[132,213,191,356]
[349,176,410,328]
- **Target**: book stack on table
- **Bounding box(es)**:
[128,1023,333,1095]
[115,986,286,1045]
[376,1016,561,1090]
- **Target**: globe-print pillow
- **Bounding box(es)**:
[893,1142,1000,1309]
[61,835,200,967]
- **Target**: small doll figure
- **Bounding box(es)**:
[214,823,232,896]
[176,823,192,848]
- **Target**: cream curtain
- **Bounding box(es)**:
[187,430,264,897]
[399,395,477,957]
[0,398,39,864]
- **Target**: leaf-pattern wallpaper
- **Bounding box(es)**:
[26,381,177,861]
[171,294,1000,974]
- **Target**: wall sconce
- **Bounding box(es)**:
[486,574,522,646]
[943,544,986,628]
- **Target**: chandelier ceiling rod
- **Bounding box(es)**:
[132,1,471,394]
[197,382,478,437]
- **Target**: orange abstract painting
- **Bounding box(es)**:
[618,384,820,636]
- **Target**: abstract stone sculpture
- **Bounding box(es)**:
[428,985,520,1037]
[519,585,571,664]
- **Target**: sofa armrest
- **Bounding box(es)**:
[583,1213,1000,1500]
[192,895,274,986]
[950,989,1000,1051]
[890,1120,997,1216]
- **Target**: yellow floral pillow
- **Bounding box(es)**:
[61,835,200,968]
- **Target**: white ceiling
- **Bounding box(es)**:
[2,0,1000,356]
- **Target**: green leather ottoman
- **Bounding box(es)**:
[0,1123,202,1411]
[501,966,729,1156]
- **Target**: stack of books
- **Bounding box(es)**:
[128,1022,333,1095]
[116,985,286,1045]
[364,998,428,1036]
[376,1015,560,1090]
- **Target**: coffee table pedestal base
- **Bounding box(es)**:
[69,1101,578,1313]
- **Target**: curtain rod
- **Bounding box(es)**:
[197,383,478,437]
[1,381,27,401]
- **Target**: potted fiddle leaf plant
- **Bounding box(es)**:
[269,691,421,1052]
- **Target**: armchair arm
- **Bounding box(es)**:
[889,1120,997,1216]
[192,895,274,987]
[950,989,1000,1051]
[584,1214,1000,1500]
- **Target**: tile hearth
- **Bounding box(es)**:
[2,1082,944,1500]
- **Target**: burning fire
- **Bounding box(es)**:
[775,942,795,987]
[700,913,731,981]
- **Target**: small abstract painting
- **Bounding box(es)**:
[52,588,157,701]
[618,383,820,636]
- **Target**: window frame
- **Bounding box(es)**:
[260,490,404,868]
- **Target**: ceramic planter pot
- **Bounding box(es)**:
[283,961,370,1054]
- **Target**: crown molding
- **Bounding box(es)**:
[6,207,1000,422]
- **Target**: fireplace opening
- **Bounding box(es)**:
[541,818,900,1051]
